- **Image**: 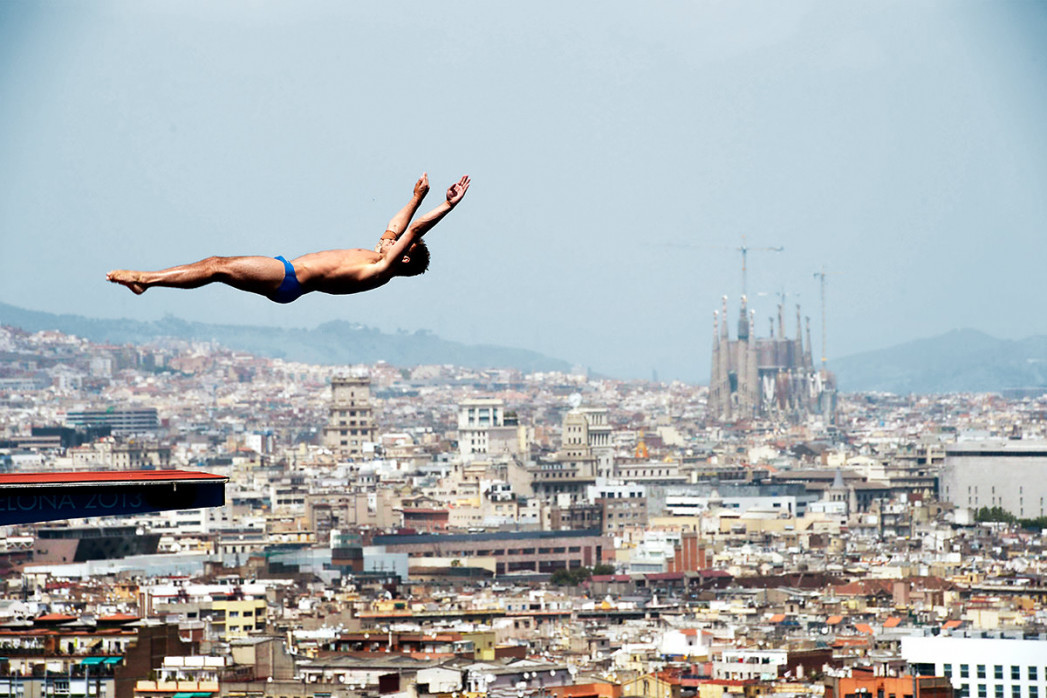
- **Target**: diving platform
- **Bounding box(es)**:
[0,470,227,525]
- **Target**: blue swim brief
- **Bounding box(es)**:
[268,256,303,304]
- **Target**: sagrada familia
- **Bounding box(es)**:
[709,295,836,424]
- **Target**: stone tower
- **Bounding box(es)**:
[323,375,376,460]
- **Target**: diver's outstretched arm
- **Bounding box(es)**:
[382,173,430,242]
[383,176,470,262]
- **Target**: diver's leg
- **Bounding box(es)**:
[107,256,286,296]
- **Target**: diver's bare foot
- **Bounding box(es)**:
[106,270,147,295]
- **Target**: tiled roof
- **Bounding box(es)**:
[35,613,77,622]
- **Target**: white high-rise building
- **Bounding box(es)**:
[941,441,1047,518]
[562,407,615,478]
[901,634,1047,698]
[457,398,509,459]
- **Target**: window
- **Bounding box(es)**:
[995,666,1004,681]
[1012,667,1021,681]
[961,666,970,679]
[1011,687,1020,698]
[1030,688,1038,698]
[994,687,1002,698]
[978,666,986,680]
[1030,668,1038,682]
[944,665,953,679]
[977,685,986,698]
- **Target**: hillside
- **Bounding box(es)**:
[0,302,573,374]
[832,329,1047,393]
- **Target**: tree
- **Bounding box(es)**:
[550,567,593,586]
[1017,515,1047,531]
[975,506,1015,524]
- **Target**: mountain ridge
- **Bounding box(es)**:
[0,302,573,374]
[831,328,1047,393]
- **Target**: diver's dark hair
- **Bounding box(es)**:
[401,240,430,277]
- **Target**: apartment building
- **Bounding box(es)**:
[322,376,376,460]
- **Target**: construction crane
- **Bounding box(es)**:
[737,235,784,298]
[812,267,833,369]
[663,235,784,299]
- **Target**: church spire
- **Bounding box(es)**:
[805,316,814,368]
[721,296,730,340]
[738,295,749,341]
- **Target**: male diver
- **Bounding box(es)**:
[106,173,470,303]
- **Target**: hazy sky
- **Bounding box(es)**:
[2,1,1045,382]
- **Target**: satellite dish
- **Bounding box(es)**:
[568,393,582,409]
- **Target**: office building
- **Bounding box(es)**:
[64,408,158,435]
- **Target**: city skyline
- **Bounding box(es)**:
[4,304,1047,698]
